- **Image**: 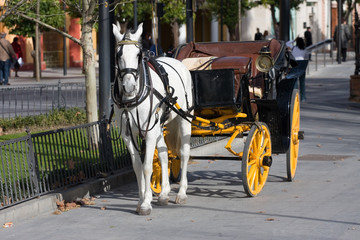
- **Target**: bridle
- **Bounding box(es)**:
[112,37,151,109]
[116,39,141,86]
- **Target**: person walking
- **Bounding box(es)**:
[254,28,263,40]
[0,32,16,85]
[11,37,22,77]
[286,37,310,102]
[304,27,313,60]
[263,30,271,40]
[333,19,351,62]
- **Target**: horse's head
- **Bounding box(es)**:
[113,22,143,97]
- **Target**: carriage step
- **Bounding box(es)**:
[191,156,241,161]
[298,131,305,140]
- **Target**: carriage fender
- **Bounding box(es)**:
[276,77,297,153]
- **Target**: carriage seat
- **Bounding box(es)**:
[182,56,262,99]
[181,56,217,70]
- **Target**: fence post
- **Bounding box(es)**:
[26,129,40,196]
[57,80,61,110]
[99,118,115,173]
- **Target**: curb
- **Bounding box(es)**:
[0,168,135,224]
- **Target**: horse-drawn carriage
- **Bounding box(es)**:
[112,23,304,215]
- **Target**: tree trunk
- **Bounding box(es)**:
[81,0,98,123]
[270,5,278,39]
[171,21,179,48]
[81,24,98,123]
[229,27,236,41]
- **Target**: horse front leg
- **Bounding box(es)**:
[138,138,156,215]
[122,135,145,213]
[157,136,171,206]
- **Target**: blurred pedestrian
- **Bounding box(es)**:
[141,32,152,51]
[263,30,271,40]
[11,37,23,77]
[304,27,312,60]
[333,19,351,62]
[286,37,310,102]
[0,32,16,85]
[254,28,262,40]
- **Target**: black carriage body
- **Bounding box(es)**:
[175,40,302,154]
[191,69,237,109]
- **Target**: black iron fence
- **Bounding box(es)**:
[0,117,224,209]
[0,120,130,209]
[0,82,86,119]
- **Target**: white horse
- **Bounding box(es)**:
[112,23,193,215]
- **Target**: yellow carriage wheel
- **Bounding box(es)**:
[170,157,181,183]
[150,148,172,194]
[150,149,162,195]
[286,90,300,181]
[242,123,272,197]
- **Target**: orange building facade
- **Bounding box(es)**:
[0,12,97,70]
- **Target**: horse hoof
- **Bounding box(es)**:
[158,196,169,206]
[175,195,187,204]
[138,207,152,215]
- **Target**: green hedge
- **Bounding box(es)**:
[0,108,87,133]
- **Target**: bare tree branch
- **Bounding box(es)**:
[15,10,82,46]
[0,0,28,22]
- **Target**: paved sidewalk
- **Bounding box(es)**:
[7,67,87,86]
[1,59,360,239]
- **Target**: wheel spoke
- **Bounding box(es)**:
[254,168,259,192]
[248,158,257,166]
[248,164,257,182]
[249,166,257,190]
[259,137,269,154]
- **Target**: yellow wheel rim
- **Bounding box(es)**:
[170,158,181,182]
[242,123,272,197]
[287,91,300,181]
[151,148,172,194]
[151,149,162,194]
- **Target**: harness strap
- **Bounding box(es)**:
[148,57,170,94]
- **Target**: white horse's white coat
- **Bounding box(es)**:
[112,23,193,215]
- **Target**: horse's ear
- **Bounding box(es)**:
[113,23,123,42]
[131,22,143,41]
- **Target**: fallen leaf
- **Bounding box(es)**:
[337,137,343,140]
[266,218,275,221]
[56,200,65,207]
[316,144,322,147]
[2,222,14,228]
[53,210,62,215]
[66,202,77,209]
[100,206,106,210]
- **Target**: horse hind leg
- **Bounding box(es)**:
[156,136,171,206]
[168,119,191,205]
[175,142,190,205]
